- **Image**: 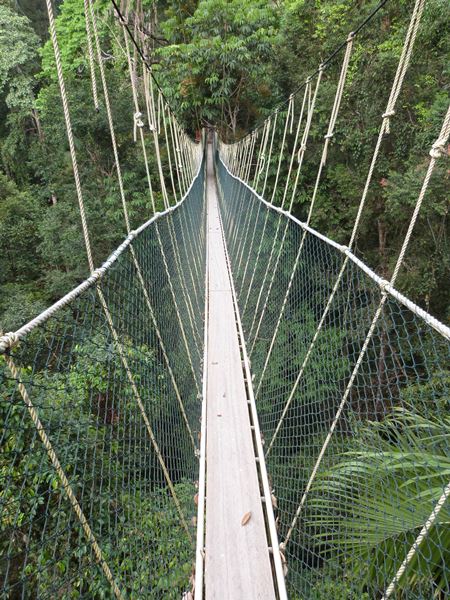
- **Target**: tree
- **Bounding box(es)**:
[0,4,42,179]
[157,0,280,137]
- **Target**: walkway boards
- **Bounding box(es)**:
[204,146,276,599]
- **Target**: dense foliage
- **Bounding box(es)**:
[0,0,448,598]
[0,0,448,331]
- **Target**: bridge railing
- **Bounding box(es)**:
[0,157,206,599]
[216,152,450,600]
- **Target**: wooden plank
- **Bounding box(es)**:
[204,146,276,600]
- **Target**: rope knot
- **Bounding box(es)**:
[324,132,334,140]
[382,109,395,133]
[0,332,20,353]
[347,31,355,42]
[429,139,448,159]
[379,279,390,295]
[134,112,144,128]
[340,244,350,254]
[91,267,105,280]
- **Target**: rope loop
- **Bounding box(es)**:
[297,144,307,162]
[429,139,448,159]
[382,109,396,134]
[258,155,266,175]
[0,332,20,353]
[347,31,355,42]
[134,111,144,128]
[379,279,390,294]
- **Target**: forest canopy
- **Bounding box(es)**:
[0,2,449,599]
[0,0,448,330]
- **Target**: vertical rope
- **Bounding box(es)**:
[266,0,426,462]
[281,39,443,555]
[83,0,99,111]
[255,34,354,392]
[241,109,279,313]
[45,0,94,273]
[3,354,125,600]
[120,20,202,390]
[233,121,272,277]
[46,0,196,553]
[89,1,197,452]
[382,480,450,598]
[248,71,323,347]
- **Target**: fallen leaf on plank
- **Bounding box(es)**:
[241,511,252,526]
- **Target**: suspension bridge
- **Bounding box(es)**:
[1,0,450,598]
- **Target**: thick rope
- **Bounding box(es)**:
[247,71,323,346]
[45,0,94,272]
[45,0,194,552]
[234,130,263,273]
[90,2,197,450]
[2,353,125,600]
[241,109,279,313]
[121,24,202,390]
[281,99,448,556]
[230,133,258,257]
[266,0,426,461]
[382,480,450,598]
[83,0,99,111]
[255,34,354,391]
[254,118,271,190]
[379,106,450,599]
[240,82,308,315]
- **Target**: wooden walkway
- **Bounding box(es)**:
[204,146,276,599]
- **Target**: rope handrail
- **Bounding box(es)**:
[2,0,449,597]
[216,155,450,343]
[0,156,205,354]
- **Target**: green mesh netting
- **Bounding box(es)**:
[0,163,206,599]
[216,154,450,600]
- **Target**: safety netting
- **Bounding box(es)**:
[0,161,206,599]
[216,154,450,600]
